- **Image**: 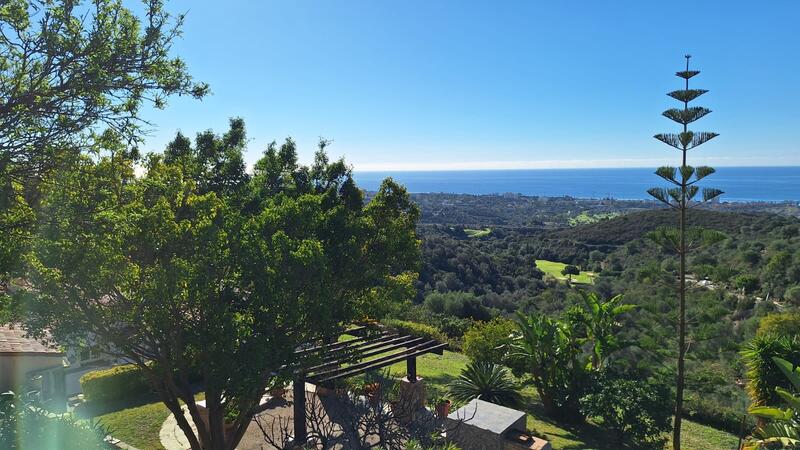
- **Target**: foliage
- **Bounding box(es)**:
[580,371,673,448]
[506,312,588,419]
[382,319,448,344]
[462,317,516,364]
[423,291,493,321]
[17,122,420,450]
[80,364,151,404]
[448,361,522,408]
[574,291,636,369]
[561,264,580,281]
[0,0,207,278]
[647,55,722,450]
[736,275,761,294]
[742,335,800,407]
[0,391,111,450]
[745,357,800,450]
[757,312,800,337]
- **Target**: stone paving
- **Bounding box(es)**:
[159,383,315,450]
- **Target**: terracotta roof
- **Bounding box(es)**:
[0,325,63,355]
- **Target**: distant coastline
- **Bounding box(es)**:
[354,166,800,203]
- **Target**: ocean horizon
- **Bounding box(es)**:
[353,166,800,203]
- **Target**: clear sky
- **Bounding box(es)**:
[139,0,800,171]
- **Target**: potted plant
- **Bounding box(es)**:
[432,395,452,419]
[268,380,287,399]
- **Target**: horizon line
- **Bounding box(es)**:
[351,162,800,173]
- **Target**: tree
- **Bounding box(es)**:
[576,291,636,370]
[1,0,207,279]
[15,121,420,450]
[462,317,516,365]
[561,265,580,282]
[647,55,724,450]
[448,361,523,408]
[580,371,672,448]
[506,312,588,419]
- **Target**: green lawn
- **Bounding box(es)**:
[88,392,205,450]
[535,259,596,284]
[464,227,492,238]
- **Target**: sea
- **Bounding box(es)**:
[353,167,800,203]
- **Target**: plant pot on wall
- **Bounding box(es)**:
[435,399,451,419]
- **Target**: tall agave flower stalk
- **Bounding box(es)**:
[648,55,724,450]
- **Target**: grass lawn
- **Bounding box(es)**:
[89,392,205,450]
[464,227,492,238]
[535,259,596,284]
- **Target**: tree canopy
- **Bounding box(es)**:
[14,119,420,450]
[1,0,207,280]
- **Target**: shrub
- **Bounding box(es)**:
[580,372,672,449]
[462,318,515,365]
[448,361,522,408]
[741,334,800,406]
[757,312,800,337]
[381,319,448,344]
[785,285,800,305]
[80,364,151,404]
[735,274,760,294]
[0,391,111,450]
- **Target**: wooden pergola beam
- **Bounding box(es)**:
[304,335,428,375]
[307,341,447,383]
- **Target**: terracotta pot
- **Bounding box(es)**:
[268,387,286,398]
[435,400,451,419]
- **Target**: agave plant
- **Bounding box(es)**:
[745,357,800,449]
[448,361,522,408]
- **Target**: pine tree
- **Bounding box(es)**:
[647,55,724,450]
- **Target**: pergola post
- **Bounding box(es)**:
[293,379,306,444]
[407,356,417,382]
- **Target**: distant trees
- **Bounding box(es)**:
[647,55,723,449]
[15,121,420,450]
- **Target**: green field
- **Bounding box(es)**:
[464,227,492,238]
[535,259,596,284]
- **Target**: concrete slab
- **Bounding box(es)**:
[448,399,526,435]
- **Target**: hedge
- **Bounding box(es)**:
[80,364,151,404]
[381,319,448,344]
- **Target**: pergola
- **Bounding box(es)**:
[290,325,447,443]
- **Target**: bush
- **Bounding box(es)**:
[580,372,672,449]
[785,285,800,305]
[741,334,800,406]
[80,364,151,404]
[683,396,753,435]
[1,392,111,450]
[448,361,522,408]
[462,318,515,365]
[757,312,800,337]
[381,319,448,344]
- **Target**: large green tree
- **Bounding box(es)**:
[1,0,207,279]
[15,120,420,450]
[647,55,723,449]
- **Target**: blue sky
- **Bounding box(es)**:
[139,1,800,171]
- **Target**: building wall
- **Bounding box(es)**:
[0,353,64,392]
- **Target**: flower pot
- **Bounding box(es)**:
[435,400,451,419]
[269,387,286,398]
